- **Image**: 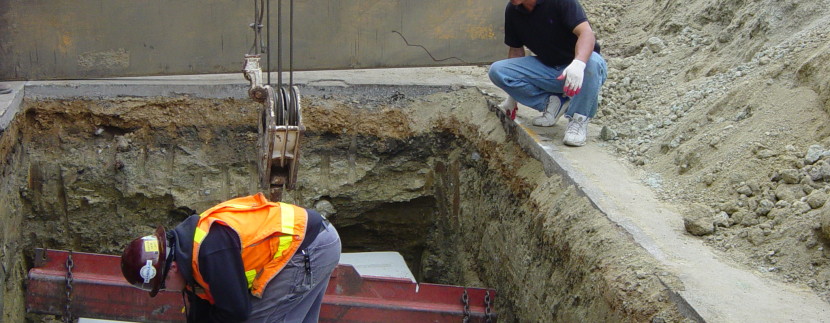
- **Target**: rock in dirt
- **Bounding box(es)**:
[806,191,828,209]
[755,199,774,216]
[793,201,812,215]
[713,211,731,228]
[314,199,337,217]
[820,205,830,241]
[736,184,754,196]
[735,210,759,226]
[819,162,830,181]
[718,201,741,215]
[600,126,617,141]
[779,169,801,184]
[646,37,666,53]
[805,145,826,165]
[116,136,131,152]
[683,203,715,236]
[775,184,805,203]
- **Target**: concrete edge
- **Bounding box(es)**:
[0,67,482,132]
[0,82,25,130]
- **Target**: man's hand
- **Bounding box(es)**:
[557,60,586,97]
[498,96,518,120]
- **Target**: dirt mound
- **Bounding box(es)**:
[588,0,830,301]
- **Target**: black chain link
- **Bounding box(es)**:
[64,251,75,323]
[461,289,470,323]
[484,290,493,323]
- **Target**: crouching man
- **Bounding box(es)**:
[490,0,608,147]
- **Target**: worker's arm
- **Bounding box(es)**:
[192,225,252,323]
[557,21,595,96]
[508,46,525,59]
[571,21,595,64]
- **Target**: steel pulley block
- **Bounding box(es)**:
[244,51,303,201]
[258,86,278,195]
[257,85,303,201]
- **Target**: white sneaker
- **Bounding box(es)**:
[563,113,589,147]
[532,95,569,127]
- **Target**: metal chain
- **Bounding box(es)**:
[484,290,493,323]
[461,289,470,323]
[63,251,75,323]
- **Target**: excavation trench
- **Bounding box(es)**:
[0,84,686,322]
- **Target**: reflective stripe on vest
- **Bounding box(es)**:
[189,193,308,302]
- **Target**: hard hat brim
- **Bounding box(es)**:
[148,225,167,297]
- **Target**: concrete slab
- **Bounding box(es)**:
[1,67,500,132]
[0,82,25,130]
[339,252,417,283]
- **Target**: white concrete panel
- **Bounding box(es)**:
[339,251,416,283]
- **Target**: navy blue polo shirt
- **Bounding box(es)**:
[504,0,601,67]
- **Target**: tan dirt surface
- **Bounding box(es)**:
[582,0,830,304]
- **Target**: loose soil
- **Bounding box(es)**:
[581,0,830,304]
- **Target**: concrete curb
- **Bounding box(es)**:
[0,82,25,130]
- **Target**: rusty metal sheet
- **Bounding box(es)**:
[27,249,184,322]
[27,249,497,322]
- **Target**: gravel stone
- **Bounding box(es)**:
[313,199,337,217]
[780,169,801,184]
[805,145,826,165]
[600,126,617,141]
[806,191,828,209]
[820,205,830,241]
[646,37,666,53]
[683,203,715,236]
[793,201,812,214]
[713,211,731,227]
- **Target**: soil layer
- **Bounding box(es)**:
[0,88,687,322]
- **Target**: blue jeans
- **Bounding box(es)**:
[488,52,607,118]
[245,221,342,323]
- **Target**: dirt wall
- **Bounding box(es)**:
[1,88,689,322]
[1,117,29,323]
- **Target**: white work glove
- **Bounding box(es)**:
[556,59,586,97]
[497,96,518,120]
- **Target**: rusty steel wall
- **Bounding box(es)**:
[0,0,506,80]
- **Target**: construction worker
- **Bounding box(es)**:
[120,193,341,323]
[489,0,608,147]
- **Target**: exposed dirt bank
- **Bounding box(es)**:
[1,88,688,322]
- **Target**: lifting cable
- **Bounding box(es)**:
[248,0,294,89]
[246,0,300,201]
[248,0,265,56]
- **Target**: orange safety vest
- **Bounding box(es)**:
[189,193,308,303]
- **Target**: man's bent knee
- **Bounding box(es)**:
[488,60,509,87]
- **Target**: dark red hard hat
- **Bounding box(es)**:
[121,226,167,297]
